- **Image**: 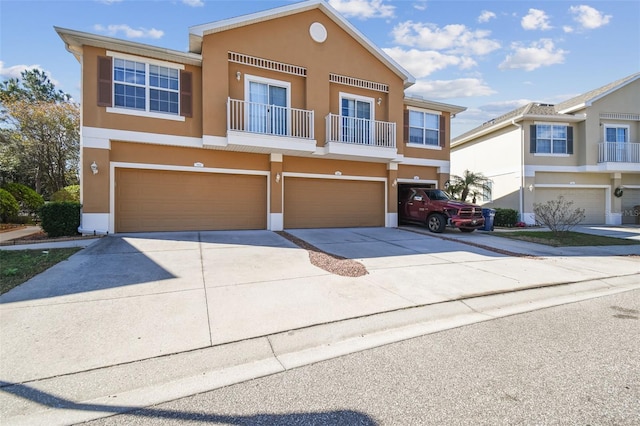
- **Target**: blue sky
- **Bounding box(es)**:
[1,0,638,137]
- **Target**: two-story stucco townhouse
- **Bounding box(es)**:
[451,72,640,226]
[56,0,465,234]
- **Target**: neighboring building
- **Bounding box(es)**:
[451,73,640,225]
[56,0,464,234]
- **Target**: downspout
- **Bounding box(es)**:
[512,119,524,223]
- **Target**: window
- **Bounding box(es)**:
[245,75,290,136]
[604,125,628,143]
[409,110,440,146]
[530,124,573,154]
[341,94,373,144]
[481,181,493,202]
[113,59,179,115]
[98,54,191,120]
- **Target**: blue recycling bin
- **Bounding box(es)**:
[482,208,495,231]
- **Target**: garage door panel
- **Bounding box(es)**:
[535,189,605,225]
[621,189,640,225]
[284,178,384,228]
[116,169,266,232]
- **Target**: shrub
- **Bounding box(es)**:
[2,183,45,216]
[494,208,519,227]
[0,189,20,223]
[533,195,585,235]
[40,202,81,237]
[51,185,80,202]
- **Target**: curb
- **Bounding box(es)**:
[2,275,639,426]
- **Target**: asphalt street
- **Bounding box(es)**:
[85,288,640,426]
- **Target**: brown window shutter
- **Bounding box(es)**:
[439,115,446,147]
[97,56,112,107]
[180,70,193,118]
[403,109,409,143]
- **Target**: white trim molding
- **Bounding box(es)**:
[83,126,202,149]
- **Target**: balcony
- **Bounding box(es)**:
[205,98,316,154]
[322,113,397,161]
[598,142,640,163]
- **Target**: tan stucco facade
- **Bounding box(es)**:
[58,1,463,233]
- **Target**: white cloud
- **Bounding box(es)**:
[563,25,574,33]
[413,1,427,11]
[93,24,164,39]
[521,8,552,30]
[478,10,496,23]
[0,61,60,86]
[391,21,500,56]
[328,0,394,19]
[182,0,204,6]
[384,47,476,78]
[569,5,612,30]
[406,78,496,99]
[99,0,123,4]
[499,39,567,71]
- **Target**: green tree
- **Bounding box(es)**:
[448,170,491,203]
[0,69,79,198]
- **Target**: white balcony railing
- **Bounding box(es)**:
[227,98,314,140]
[598,142,640,163]
[325,113,396,148]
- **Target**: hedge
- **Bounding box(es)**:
[40,202,81,237]
[0,189,20,223]
[3,183,45,216]
[494,208,519,227]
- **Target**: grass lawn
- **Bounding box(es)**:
[494,230,640,247]
[0,248,81,295]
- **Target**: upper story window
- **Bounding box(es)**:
[340,93,374,144]
[409,110,440,146]
[604,124,629,143]
[530,124,573,155]
[245,74,290,136]
[98,52,192,121]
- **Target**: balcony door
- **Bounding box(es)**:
[247,76,290,136]
[605,125,628,162]
[341,94,373,145]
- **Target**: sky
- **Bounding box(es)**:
[1,0,639,137]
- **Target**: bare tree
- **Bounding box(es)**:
[533,196,585,235]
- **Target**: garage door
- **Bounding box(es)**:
[621,188,640,225]
[115,169,267,232]
[284,177,385,228]
[535,188,605,225]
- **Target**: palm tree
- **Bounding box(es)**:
[449,170,491,203]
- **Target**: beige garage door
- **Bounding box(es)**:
[115,169,267,232]
[284,178,385,228]
[535,188,605,225]
[621,188,640,225]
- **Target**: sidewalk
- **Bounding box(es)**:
[0,226,638,425]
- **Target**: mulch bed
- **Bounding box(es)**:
[276,231,368,277]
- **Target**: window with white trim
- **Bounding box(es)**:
[530,124,573,154]
[409,110,440,146]
[604,124,628,143]
[113,58,179,115]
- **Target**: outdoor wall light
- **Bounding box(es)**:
[335,171,342,176]
[236,71,241,81]
[392,178,397,187]
[528,184,534,192]
[90,161,98,175]
[275,172,281,183]
[377,97,382,105]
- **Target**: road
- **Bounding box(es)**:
[86,289,640,425]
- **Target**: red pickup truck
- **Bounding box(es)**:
[398,187,484,233]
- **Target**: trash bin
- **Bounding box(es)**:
[482,208,495,231]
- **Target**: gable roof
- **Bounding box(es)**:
[188,0,415,88]
[452,72,640,146]
[555,72,640,114]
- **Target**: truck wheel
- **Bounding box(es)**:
[427,214,446,233]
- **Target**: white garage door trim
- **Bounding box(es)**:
[282,172,389,227]
[534,184,610,225]
[109,161,270,234]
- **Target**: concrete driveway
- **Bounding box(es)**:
[2,226,639,386]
